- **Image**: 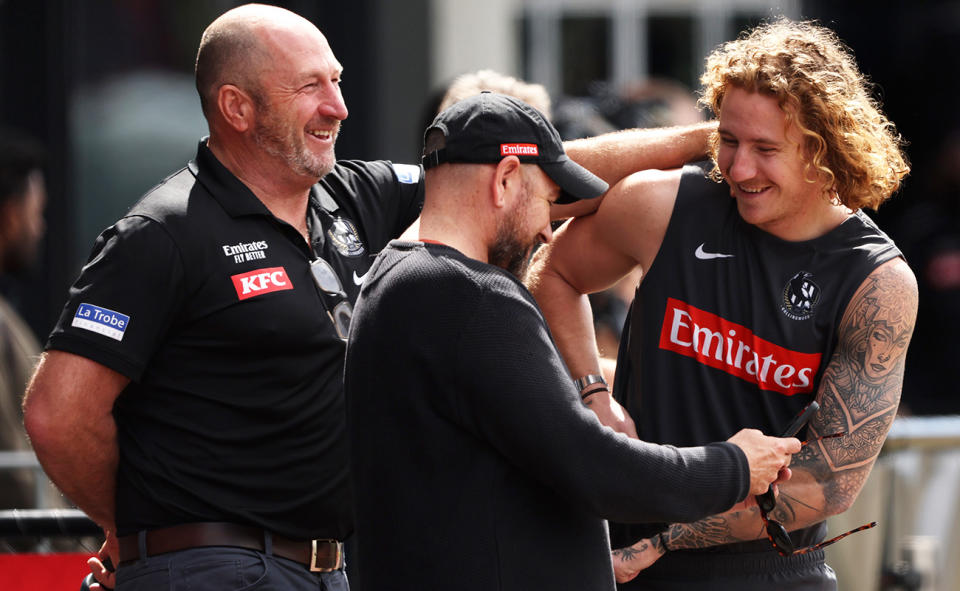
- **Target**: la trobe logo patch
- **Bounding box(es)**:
[781,271,820,320]
[72,303,130,341]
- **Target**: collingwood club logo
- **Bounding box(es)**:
[327,217,365,257]
[781,271,820,320]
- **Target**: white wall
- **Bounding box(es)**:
[430,0,522,87]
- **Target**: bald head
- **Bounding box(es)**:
[195,4,325,119]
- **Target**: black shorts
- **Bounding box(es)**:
[620,549,836,591]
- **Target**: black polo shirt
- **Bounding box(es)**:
[46,140,424,539]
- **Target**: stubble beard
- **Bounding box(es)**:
[489,199,537,280]
[253,109,337,179]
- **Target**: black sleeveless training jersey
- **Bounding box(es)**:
[611,163,901,572]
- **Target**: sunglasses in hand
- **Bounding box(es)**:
[756,401,877,556]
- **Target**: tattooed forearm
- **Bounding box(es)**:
[821,464,872,511]
[662,515,736,550]
[652,532,665,553]
[612,542,645,561]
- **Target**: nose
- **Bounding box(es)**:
[726,147,755,183]
[320,83,349,121]
[538,222,553,245]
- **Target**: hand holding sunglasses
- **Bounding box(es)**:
[756,401,877,556]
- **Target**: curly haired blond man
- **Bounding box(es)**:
[528,18,916,590]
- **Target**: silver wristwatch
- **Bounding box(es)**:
[574,374,608,392]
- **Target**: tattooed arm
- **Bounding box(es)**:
[654,258,918,553]
[612,534,668,583]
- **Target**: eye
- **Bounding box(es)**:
[719,136,737,146]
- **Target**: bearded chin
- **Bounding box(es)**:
[299,149,335,179]
[253,118,337,179]
[489,234,534,280]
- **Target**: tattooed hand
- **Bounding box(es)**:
[611,536,666,583]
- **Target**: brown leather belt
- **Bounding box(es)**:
[117,522,343,572]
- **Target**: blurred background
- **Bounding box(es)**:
[0,0,958,589]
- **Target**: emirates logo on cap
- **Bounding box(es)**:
[500,143,539,156]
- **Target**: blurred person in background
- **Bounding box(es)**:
[529,18,915,590]
[437,68,553,119]
[0,127,46,511]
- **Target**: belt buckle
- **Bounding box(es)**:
[310,539,343,572]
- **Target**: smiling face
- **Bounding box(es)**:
[717,87,833,241]
[250,24,348,180]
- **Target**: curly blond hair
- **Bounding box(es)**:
[699,18,909,210]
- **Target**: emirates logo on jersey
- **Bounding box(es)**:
[659,297,821,395]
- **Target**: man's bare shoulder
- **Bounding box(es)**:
[596,168,682,273]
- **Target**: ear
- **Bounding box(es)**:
[217,84,255,133]
[491,156,522,209]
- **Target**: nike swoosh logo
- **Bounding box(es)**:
[695,243,735,260]
[353,270,369,286]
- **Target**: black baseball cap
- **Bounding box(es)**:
[421,92,608,204]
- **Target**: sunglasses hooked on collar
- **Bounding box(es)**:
[310,256,352,340]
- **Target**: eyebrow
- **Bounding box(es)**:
[717,127,782,146]
[300,65,343,82]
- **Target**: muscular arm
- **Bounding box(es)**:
[564,121,715,187]
[22,351,130,531]
[551,122,715,220]
[660,258,918,550]
[527,169,679,433]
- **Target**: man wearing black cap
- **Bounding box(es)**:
[344,92,801,590]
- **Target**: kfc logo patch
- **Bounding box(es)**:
[232,267,293,300]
